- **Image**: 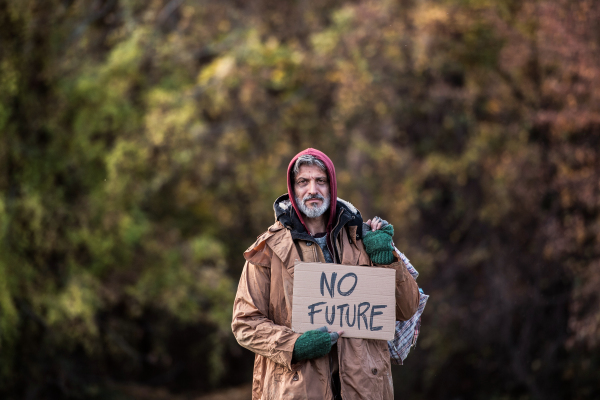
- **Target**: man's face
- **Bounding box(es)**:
[294,164,330,218]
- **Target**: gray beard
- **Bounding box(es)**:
[296,193,330,219]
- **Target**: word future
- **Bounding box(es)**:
[292,263,396,340]
[308,272,387,331]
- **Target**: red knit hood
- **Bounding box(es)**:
[287,148,337,235]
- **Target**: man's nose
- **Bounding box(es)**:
[307,180,318,194]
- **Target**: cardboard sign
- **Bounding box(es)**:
[292,262,396,340]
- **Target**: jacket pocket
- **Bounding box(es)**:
[340,339,390,400]
[366,339,391,376]
[273,366,306,400]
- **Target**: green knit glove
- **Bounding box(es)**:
[292,328,332,362]
[363,224,395,264]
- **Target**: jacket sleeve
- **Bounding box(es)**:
[382,258,420,321]
[231,259,301,370]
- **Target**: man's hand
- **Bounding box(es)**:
[292,326,344,363]
[316,326,344,345]
[364,216,389,232]
[362,217,395,265]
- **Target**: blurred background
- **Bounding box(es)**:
[1,0,599,399]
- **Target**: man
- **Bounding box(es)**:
[232,148,420,400]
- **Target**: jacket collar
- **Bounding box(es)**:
[272,193,364,246]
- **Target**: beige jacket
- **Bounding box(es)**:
[232,205,420,400]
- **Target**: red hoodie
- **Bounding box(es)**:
[286,148,337,235]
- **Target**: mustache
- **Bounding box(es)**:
[302,193,325,202]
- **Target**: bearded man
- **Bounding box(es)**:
[232,148,420,400]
